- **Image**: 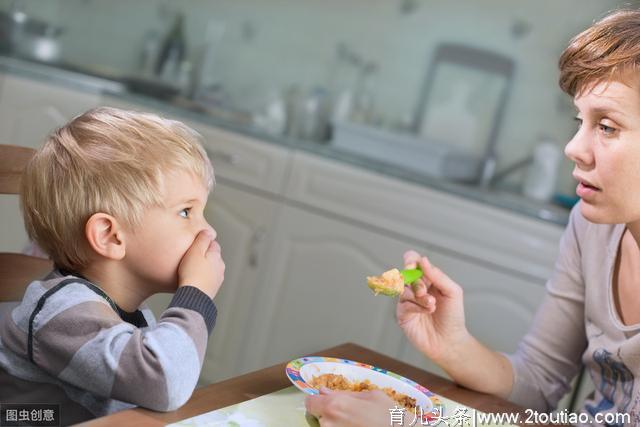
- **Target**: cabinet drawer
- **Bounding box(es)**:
[285,151,564,283]
[177,121,292,195]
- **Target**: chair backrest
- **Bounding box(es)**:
[0,145,53,302]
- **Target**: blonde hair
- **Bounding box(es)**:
[559,9,640,96]
[21,107,214,272]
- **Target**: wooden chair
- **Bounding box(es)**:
[0,145,53,301]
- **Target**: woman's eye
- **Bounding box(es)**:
[599,123,616,135]
[179,208,191,218]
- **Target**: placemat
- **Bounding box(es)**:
[168,386,517,427]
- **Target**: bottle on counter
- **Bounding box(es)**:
[522,139,562,202]
[252,89,288,136]
[299,87,331,142]
[155,13,187,82]
[140,30,161,77]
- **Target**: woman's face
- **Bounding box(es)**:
[565,79,640,225]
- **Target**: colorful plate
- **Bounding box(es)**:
[286,356,444,422]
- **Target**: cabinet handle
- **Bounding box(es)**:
[248,229,266,267]
[208,149,241,166]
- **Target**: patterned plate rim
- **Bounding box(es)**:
[285,356,444,421]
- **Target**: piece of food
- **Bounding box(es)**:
[310,373,417,410]
[367,268,405,296]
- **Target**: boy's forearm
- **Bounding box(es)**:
[434,335,514,399]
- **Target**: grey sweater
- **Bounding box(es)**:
[0,270,217,425]
[507,203,639,425]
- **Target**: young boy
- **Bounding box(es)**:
[0,107,225,424]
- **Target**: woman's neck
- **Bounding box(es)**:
[627,220,640,252]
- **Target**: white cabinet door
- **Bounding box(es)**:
[239,202,546,382]
[240,204,414,373]
[0,73,100,253]
[145,181,280,384]
[280,150,551,381]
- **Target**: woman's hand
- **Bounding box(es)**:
[397,250,470,364]
[305,387,402,427]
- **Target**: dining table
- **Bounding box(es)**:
[78,342,566,427]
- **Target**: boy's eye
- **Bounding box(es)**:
[179,208,191,218]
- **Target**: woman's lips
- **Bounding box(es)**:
[576,181,601,199]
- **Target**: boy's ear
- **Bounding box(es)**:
[85,213,126,260]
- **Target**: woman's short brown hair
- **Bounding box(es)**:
[559,9,640,97]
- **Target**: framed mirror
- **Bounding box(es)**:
[413,43,514,180]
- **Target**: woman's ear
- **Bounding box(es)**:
[85,213,126,260]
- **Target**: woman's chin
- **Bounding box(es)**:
[579,201,620,224]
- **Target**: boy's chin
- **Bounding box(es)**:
[152,277,180,294]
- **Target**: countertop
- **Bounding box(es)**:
[0,54,571,226]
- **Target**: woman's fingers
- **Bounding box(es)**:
[403,250,421,269]
[419,256,460,298]
[400,251,459,314]
[399,287,431,311]
[319,386,334,395]
[412,278,429,297]
[304,394,326,417]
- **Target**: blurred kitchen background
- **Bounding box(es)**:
[4,0,636,198]
[2,0,637,412]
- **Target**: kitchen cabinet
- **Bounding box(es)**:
[275,151,582,409]
[0,72,101,253]
[239,204,412,373]
[243,151,559,378]
[284,151,563,284]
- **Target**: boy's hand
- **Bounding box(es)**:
[178,230,225,299]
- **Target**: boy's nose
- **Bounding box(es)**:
[203,224,217,240]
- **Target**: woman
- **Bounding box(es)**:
[306,9,640,426]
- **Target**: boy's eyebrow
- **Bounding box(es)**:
[172,198,202,207]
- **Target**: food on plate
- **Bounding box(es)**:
[310,373,417,410]
[367,268,405,296]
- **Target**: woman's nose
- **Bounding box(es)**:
[564,129,594,168]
